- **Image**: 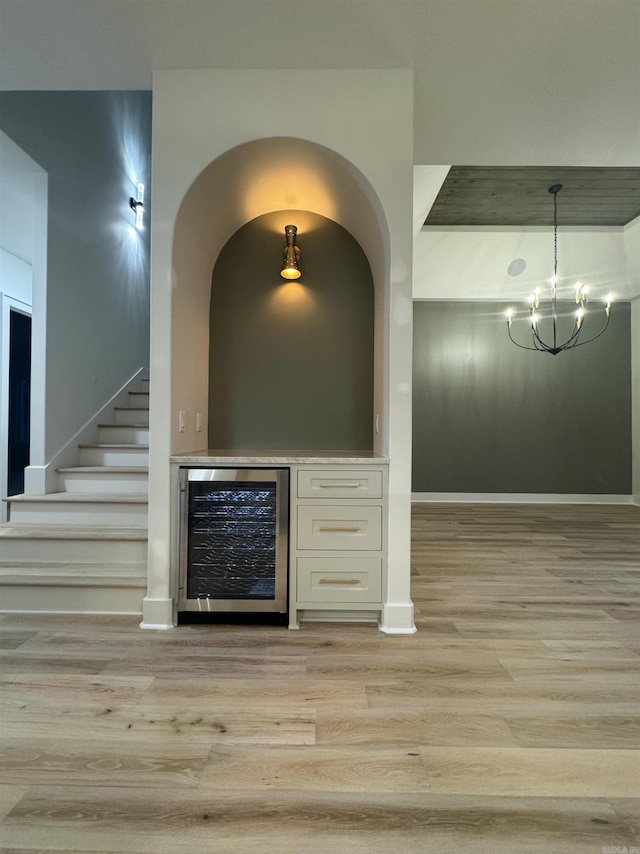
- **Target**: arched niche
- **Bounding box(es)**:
[209,210,374,451]
[170,137,390,455]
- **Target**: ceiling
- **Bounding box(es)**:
[425,167,640,228]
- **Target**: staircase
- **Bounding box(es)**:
[0,379,149,614]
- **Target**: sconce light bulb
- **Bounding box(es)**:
[130,182,145,230]
[605,293,613,316]
[281,224,301,279]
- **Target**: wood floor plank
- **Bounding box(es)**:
[417,746,640,798]
[0,784,28,821]
[315,709,518,747]
[504,714,640,749]
[198,744,430,792]
[2,788,636,854]
[0,738,211,788]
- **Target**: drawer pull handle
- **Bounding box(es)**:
[319,578,361,585]
[318,525,361,532]
[319,482,361,488]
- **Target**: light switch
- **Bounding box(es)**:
[196,412,203,432]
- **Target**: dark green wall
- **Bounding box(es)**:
[412,301,631,493]
[209,211,374,450]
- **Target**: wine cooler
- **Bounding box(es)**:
[178,468,289,618]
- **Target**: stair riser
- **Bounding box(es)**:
[79,448,149,466]
[128,392,149,407]
[0,585,144,614]
[0,537,147,563]
[58,472,149,494]
[98,426,149,444]
[9,503,148,526]
[115,408,149,425]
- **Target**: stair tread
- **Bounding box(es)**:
[97,423,149,429]
[0,523,148,540]
[78,443,149,449]
[57,466,149,474]
[7,492,148,504]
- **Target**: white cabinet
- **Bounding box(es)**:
[289,464,387,628]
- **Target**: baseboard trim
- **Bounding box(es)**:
[412,493,635,505]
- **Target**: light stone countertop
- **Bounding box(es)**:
[170,449,389,465]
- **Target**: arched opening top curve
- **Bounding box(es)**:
[171,136,390,288]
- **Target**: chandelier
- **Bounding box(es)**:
[506,184,612,355]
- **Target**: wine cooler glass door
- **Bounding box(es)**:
[179,468,288,613]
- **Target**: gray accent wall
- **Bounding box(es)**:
[209,211,374,450]
[412,301,632,494]
[0,91,151,461]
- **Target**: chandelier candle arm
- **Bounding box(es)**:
[505,183,612,356]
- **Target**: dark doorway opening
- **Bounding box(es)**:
[8,310,31,496]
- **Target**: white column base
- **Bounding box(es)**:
[379,601,416,634]
[140,596,174,630]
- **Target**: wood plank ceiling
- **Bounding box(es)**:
[424,166,640,227]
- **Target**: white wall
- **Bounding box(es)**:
[1,1,638,169]
[414,227,636,301]
[0,131,46,515]
[633,300,640,503]
[145,69,415,632]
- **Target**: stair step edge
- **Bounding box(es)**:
[97,423,150,429]
[0,524,148,540]
[0,560,145,570]
[7,492,148,504]
[57,467,149,474]
[78,444,149,450]
[0,573,147,588]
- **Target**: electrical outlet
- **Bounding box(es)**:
[179,410,186,432]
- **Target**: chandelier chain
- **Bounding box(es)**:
[553,188,558,278]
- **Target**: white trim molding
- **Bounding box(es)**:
[412,493,635,505]
[380,601,416,634]
[140,596,174,630]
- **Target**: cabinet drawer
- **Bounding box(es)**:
[297,469,382,499]
[297,558,382,603]
[297,505,382,550]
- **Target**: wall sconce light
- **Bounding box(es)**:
[280,224,301,279]
[129,183,144,229]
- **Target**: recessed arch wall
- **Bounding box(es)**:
[208,209,375,451]
[170,136,390,457]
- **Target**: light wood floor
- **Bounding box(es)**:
[1,503,638,853]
